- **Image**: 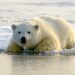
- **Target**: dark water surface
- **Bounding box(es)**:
[0,54,75,75]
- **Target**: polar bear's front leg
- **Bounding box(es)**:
[33,37,61,54]
[6,42,23,54]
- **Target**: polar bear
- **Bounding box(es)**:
[6,16,75,54]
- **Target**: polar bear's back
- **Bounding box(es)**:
[40,16,75,36]
[31,16,75,49]
[39,16,75,49]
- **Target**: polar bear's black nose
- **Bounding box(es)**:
[21,37,26,44]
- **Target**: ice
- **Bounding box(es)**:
[59,48,75,56]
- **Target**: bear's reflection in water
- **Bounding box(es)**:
[0,54,75,75]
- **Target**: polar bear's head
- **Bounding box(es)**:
[11,21,40,49]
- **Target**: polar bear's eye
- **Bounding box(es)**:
[28,31,31,34]
[18,31,21,34]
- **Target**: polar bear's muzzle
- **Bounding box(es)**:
[20,36,26,44]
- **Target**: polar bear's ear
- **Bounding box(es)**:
[11,24,16,30]
[34,24,39,30]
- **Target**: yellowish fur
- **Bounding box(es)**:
[6,41,23,54]
[33,37,61,53]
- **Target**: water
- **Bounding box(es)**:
[0,54,75,75]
